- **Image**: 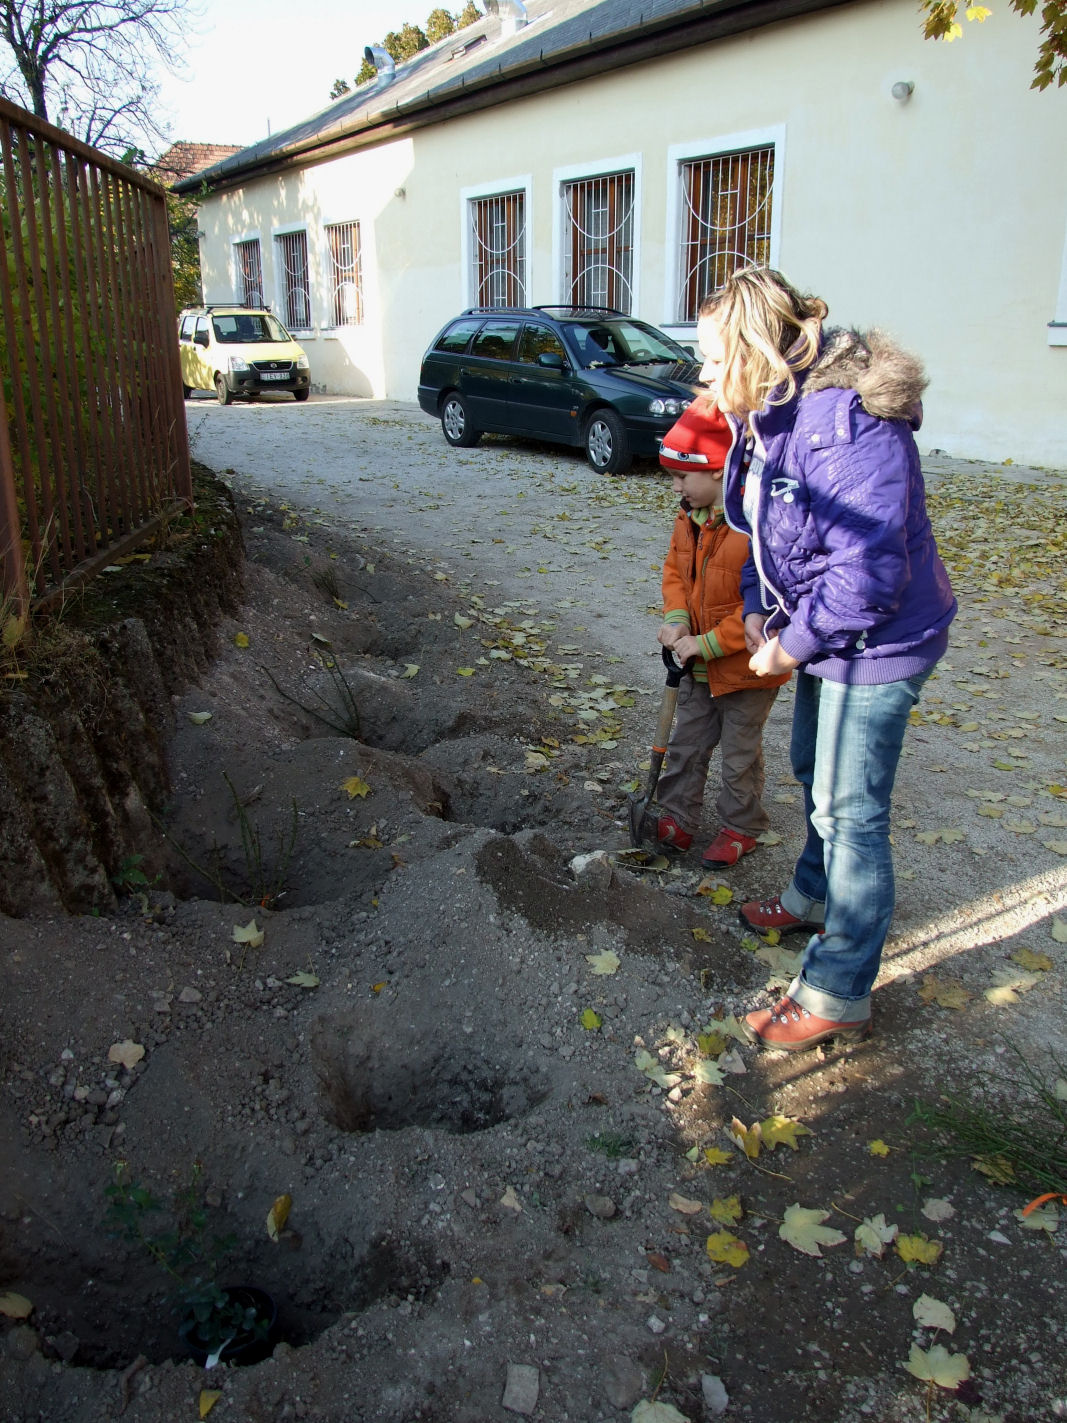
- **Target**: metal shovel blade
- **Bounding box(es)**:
[627,648,690,847]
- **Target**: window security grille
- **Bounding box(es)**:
[561,172,634,314]
[325,221,363,326]
[275,230,311,330]
[235,239,263,307]
[470,192,526,307]
[677,146,774,323]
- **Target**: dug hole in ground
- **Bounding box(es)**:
[1,404,1066,1423]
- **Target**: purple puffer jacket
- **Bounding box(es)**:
[723,327,957,686]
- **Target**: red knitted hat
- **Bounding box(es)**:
[658,401,731,475]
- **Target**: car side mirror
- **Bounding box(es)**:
[195,332,209,348]
[538,351,567,371]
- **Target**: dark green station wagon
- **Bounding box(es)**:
[417,306,700,474]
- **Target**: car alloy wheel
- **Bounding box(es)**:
[584,408,631,474]
[440,392,482,448]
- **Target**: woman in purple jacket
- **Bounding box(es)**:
[698,267,956,1052]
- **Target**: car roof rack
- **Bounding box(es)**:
[461,306,528,316]
[533,305,627,318]
[199,302,272,312]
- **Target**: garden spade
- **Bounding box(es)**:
[627,647,691,847]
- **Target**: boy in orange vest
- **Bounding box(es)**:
[655,401,790,868]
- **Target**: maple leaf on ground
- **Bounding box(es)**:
[1014,1203,1060,1233]
[779,1204,847,1257]
[759,1115,812,1152]
[854,1213,898,1257]
[913,1293,956,1333]
[903,1343,970,1389]
[585,950,620,975]
[896,1232,943,1265]
[1011,946,1053,972]
[709,1195,743,1224]
[917,975,972,1010]
[728,1117,762,1159]
[868,1139,891,1156]
[972,1153,1015,1184]
[705,1230,749,1267]
[703,1147,732,1166]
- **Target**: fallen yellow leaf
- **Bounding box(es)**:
[896,1232,943,1265]
[233,632,250,648]
[705,1230,749,1267]
[232,919,264,948]
[868,1139,891,1157]
[199,1390,222,1419]
[342,775,371,799]
[266,1193,291,1240]
[709,1195,743,1224]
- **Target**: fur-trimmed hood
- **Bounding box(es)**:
[801,326,927,423]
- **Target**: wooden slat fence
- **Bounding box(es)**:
[0,95,192,614]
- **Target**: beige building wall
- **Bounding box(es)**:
[197,0,1066,466]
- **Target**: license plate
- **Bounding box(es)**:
[260,371,289,381]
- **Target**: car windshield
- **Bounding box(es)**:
[211,313,292,344]
[563,320,692,369]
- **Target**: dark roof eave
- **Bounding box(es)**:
[178,0,852,195]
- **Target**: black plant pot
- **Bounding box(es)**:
[179,1285,278,1368]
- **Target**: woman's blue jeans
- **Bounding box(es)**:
[779,669,931,1022]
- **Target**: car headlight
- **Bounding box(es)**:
[649,397,690,416]
[295,354,310,370]
[228,356,250,373]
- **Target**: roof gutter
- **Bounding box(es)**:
[180,0,854,195]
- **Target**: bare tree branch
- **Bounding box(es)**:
[0,0,198,153]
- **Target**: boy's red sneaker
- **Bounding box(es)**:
[742,996,872,1052]
[701,828,757,869]
[738,896,821,935]
[656,816,693,852]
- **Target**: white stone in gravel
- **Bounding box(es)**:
[502,1363,539,1415]
[585,1194,617,1219]
[179,986,203,1003]
[647,1314,666,1334]
[701,1374,729,1414]
[988,1230,1012,1244]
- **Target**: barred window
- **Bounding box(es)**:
[274,230,311,330]
[325,221,363,326]
[677,146,774,323]
[235,239,263,307]
[561,172,634,313]
[470,192,526,307]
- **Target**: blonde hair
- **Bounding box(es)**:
[699,268,828,417]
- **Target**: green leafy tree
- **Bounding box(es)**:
[167,187,203,311]
[425,7,456,42]
[329,77,351,99]
[383,21,429,61]
[919,0,1065,89]
[0,0,192,154]
[456,0,482,24]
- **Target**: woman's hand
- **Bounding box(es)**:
[744,612,769,655]
[749,635,799,677]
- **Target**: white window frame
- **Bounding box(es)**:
[460,175,533,308]
[230,230,263,307]
[662,126,785,337]
[271,224,314,336]
[320,219,365,331]
[1050,220,1067,347]
[552,154,642,314]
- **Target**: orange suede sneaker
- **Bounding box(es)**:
[701,828,757,869]
[738,896,822,935]
[743,996,872,1052]
[656,816,693,852]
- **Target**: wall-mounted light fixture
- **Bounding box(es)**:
[891,80,915,101]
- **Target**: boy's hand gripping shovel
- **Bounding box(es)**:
[627,647,691,848]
